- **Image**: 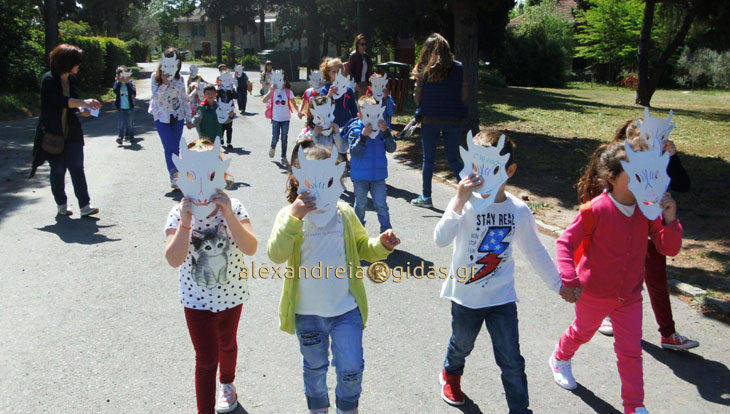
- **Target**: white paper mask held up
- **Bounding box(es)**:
[292,145,345,227]
[234,64,243,76]
[332,69,351,100]
[310,97,335,136]
[219,72,235,90]
[360,102,384,139]
[309,70,324,90]
[120,70,132,79]
[637,107,675,149]
[172,136,232,219]
[271,70,284,90]
[189,64,199,78]
[369,74,388,103]
[160,55,179,77]
[216,99,234,123]
[620,135,671,220]
[458,131,510,209]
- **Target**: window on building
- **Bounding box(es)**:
[265,22,273,43]
[192,24,206,37]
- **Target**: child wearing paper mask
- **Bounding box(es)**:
[113,65,136,145]
[587,118,696,350]
[367,74,396,128]
[164,138,257,414]
[347,95,396,233]
[192,85,234,148]
[267,139,399,414]
[298,96,347,156]
[549,140,683,414]
[263,74,300,165]
[319,57,359,135]
[298,70,323,119]
[434,130,571,411]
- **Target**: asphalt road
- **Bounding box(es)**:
[1,63,728,414]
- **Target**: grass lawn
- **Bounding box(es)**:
[393,82,730,302]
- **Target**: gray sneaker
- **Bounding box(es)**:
[79,204,99,217]
[268,147,275,158]
[57,204,72,215]
[410,195,432,208]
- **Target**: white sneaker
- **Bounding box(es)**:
[57,204,72,215]
[79,204,99,217]
[215,383,238,413]
[632,407,649,414]
[549,348,577,390]
[268,147,275,158]
[598,317,614,336]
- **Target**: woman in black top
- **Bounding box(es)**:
[31,43,101,217]
[347,34,372,99]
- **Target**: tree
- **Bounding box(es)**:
[452,0,480,134]
[258,1,266,50]
[45,0,59,63]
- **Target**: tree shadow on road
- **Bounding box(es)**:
[642,340,730,407]
[36,216,120,244]
[569,384,622,414]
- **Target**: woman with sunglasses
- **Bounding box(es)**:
[347,34,373,99]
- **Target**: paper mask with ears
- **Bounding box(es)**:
[369,74,388,102]
[189,64,199,78]
[310,97,335,136]
[219,72,235,89]
[234,64,243,76]
[172,136,232,219]
[160,55,179,77]
[638,107,675,148]
[215,99,234,123]
[194,81,206,100]
[620,135,671,220]
[120,70,132,80]
[292,146,345,227]
[458,131,510,208]
[360,102,384,138]
[309,70,324,90]
[271,70,284,90]
[331,69,351,100]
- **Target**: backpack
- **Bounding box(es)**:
[573,200,595,267]
[338,116,361,140]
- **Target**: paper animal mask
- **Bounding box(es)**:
[234,64,243,76]
[120,70,132,79]
[620,136,671,220]
[369,74,388,102]
[458,131,510,208]
[309,70,324,90]
[215,99,234,123]
[195,82,206,100]
[189,65,199,78]
[292,146,345,227]
[331,69,351,100]
[219,72,235,89]
[360,102,384,138]
[637,107,675,148]
[310,97,335,136]
[160,55,179,77]
[271,70,284,90]
[172,136,232,218]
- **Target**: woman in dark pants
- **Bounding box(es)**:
[31,43,101,217]
[347,34,373,99]
[410,33,467,208]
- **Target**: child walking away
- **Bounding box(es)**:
[113,66,136,145]
[549,140,683,414]
[298,96,347,154]
[590,114,698,350]
[267,140,400,414]
[347,95,396,233]
[367,74,395,128]
[298,69,324,119]
[263,70,300,166]
[164,137,257,414]
[234,65,249,115]
[434,131,569,412]
[148,47,194,188]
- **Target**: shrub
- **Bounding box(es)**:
[479,67,507,87]
[100,37,132,83]
[61,35,105,92]
[240,54,259,67]
[126,39,150,63]
[58,20,92,37]
[675,47,730,89]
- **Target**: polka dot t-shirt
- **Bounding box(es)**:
[165,198,250,312]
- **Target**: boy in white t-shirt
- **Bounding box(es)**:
[263,77,300,166]
[433,131,573,412]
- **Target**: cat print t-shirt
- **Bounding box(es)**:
[165,198,250,312]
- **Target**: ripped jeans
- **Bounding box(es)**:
[295,307,363,411]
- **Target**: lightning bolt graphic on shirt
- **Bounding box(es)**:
[466,226,511,285]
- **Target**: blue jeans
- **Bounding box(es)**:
[420,123,463,198]
[48,141,90,207]
[271,120,290,159]
[117,108,134,138]
[352,179,391,233]
[295,308,364,411]
[445,301,532,414]
[155,119,184,175]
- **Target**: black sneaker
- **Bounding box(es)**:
[227,143,233,150]
[116,137,123,145]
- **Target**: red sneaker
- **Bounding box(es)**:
[439,369,465,406]
[661,332,699,350]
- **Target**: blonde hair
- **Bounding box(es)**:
[357,94,377,111]
[320,57,344,82]
[412,33,455,83]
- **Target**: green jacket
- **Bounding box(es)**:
[267,202,393,334]
[193,101,222,141]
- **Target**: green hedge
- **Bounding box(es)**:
[59,35,133,91]
[100,37,131,82]
[126,39,150,63]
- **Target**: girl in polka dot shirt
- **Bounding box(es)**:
[164,140,257,414]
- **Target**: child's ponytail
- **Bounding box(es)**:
[576,143,609,203]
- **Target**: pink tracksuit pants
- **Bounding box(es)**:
[554,291,644,414]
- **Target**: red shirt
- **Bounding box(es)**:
[301,88,320,116]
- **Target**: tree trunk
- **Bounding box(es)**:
[452,0,480,134]
[230,24,236,63]
[258,3,266,50]
[216,18,222,64]
[305,7,320,69]
[322,35,328,59]
[44,0,58,65]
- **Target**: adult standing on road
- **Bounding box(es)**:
[347,34,373,99]
[410,33,467,209]
[31,43,102,217]
[148,47,193,188]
